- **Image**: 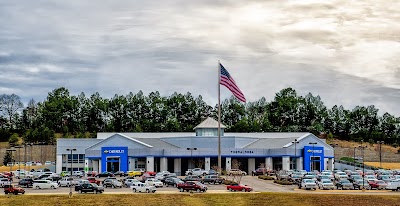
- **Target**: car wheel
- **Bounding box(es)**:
[152,190,156,193]
[22,191,25,194]
[14,192,18,195]
[229,188,232,192]
[133,189,137,193]
[196,189,200,193]
[51,185,55,189]
[242,188,246,192]
[104,185,107,188]
[174,184,177,188]
[4,191,8,194]
[179,188,184,192]
[146,189,150,193]
[112,185,115,188]
[36,186,40,189]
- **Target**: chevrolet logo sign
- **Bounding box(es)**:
[104,150,109,154]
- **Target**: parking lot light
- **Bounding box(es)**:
[66,148,77,197]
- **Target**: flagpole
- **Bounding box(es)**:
[218,60,221,174]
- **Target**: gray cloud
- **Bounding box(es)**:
[0,0,399,115]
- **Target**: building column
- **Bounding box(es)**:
[146,156,155,172]
[265,157,273,170]
[128,157,134,171]
[282,156,290,171]
[98,159,102,173]
[205,157,211,171]
[174,158,181,176]
[296,157,303,170]
[56,154,62,174]
[248,158,255,175]
[327,158,334,170]
[226,157,231,171]
[160,157,168,172]
[93,160,98,173]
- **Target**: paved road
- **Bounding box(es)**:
[3,175,400,196]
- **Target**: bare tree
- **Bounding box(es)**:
[231,159,242,169]
[0,94,24,128]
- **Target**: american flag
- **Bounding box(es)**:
[219,63,246,102]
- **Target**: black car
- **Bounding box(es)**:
[75,183,104,194]
[96,172,115,178]
[18,178,33,188]
[164,177,183,187]
[201,175,224,184]
[113,171,128,177]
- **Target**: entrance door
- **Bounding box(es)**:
[310,156,321,171]
[106,157,120,172]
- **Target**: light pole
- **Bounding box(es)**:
[359,140,367,189]
[187,148,197,169]
[377,141,384,168]
[14,146,23,178]
[292,139,299,171]
[66,148,76,197]
[309,142,317,172]
[353,147,357,171]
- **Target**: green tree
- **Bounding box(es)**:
[3,151,12,166]
[8,133,19,146]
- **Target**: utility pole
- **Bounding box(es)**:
[292,139,299,170]
[377,141,384,168]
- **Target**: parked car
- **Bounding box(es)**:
[164,177,183,187]
[96,172,115,178]
[103,179,122,188]
[44,161,52,165]
[75,183,104,194]
[353,179,371,190]
[87,171,98,177]
[72,171,83,178]
[183,175,202,182]
[335,179,353,190]
[18,178,33,188]
[227,169,247,176]
[124,179,141,188]
[58,177,78,187]
[145,178,163,187]
[131,182,156,193]
[185,168,209,176]
[252,168,267,176]
[60,171,70,177]
[369,180,387,190]
[4,184,25,195]
[128,170,143,177]
[227,183,252,192]
[0,178,12,188]
[33,180,58,189]
[177,181,207,192]
[87,177,101,185]
[317,180,334,190]
[386,180,400,191]
[202,175,224,184]
[299,178,317,190]
[113,171,128,177]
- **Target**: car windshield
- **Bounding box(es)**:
[341,180,350,183]
[322,181,331,183]
[377,181,385,184]
[305,180,314,183]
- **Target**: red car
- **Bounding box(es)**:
[87,177,101,185]
[368,180,387,190]
[227,183,252,192]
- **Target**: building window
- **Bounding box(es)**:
[67,154,85,163]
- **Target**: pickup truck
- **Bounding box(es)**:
[299,178,317,190]
[177,181,207,192]
[58,177,78,187]
[75,183,104,194]
[185,168,209,176]
[131,182,156,193]
[4,185,25,195]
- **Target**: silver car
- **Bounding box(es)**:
[318,180,334,190]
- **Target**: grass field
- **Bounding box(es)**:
[0,165,47,172]
[365,162,400,170]
[0,193,400,206]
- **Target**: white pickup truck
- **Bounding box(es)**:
[131,182,156,193]
[58,177,79,187]
[185,168,209,176]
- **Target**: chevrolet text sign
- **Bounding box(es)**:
[103,149,125,154]
[307,149,323,154]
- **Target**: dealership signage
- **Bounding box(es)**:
[103,149,125,154]
[306,149,323,154]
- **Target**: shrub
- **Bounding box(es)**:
[273,180,293,185]
[258,175,275,180]
[223,180,238,185]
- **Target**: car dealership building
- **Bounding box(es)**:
[56,117,335,175]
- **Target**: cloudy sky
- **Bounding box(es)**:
[0,0,399,115]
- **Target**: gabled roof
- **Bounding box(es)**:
[194,117,226,129]
[86,133,153,150]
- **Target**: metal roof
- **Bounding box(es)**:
[193,117,226,129]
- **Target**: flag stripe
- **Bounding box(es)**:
[219,63,246,102]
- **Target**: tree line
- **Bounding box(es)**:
[0,87,399,146]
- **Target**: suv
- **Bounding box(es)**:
[18,178,34,188]
[4,185,25,195]
[177,181,207,192]
[252,168,267,176]
[202,175,224,184]
[299,178,317,190]
[228,169,247,176]
[103,179,122,188]
[75,183,104,194]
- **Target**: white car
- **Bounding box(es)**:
[0,178,11,187]
[33,180,59,189]
[72,171,83,178]
[45,161,52,165]
[131,182,156,193]
[299,179,317,190]
[125,179,140,187]
[58,177,79,187]
[365,175,378,182]
[334,172,348,180]
[318,180,334,190]
[386,180,400,191]
[145,178,163,187]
